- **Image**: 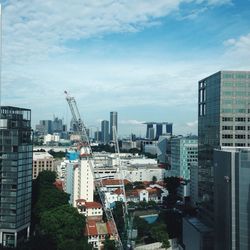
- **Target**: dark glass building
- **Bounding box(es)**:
[101,120,109,144]
[110,111,118,141]
[198,70,250,223]
[0,106,32,248]
[214,148,250,250]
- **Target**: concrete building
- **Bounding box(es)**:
[110,111,118,141]
[214,148,250,250]
[171,136,198,180]
[32,152,54,179]
[101,120,109,144]
[0,106,33,248]
[121,165,166,182]
[182,217,213,250]
[76,199,103,221]
[35,119,52,135]
[43,133,60,144]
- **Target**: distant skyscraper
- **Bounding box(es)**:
[101,120,109,144]
[110,111,118,141]
[0,106,33,248]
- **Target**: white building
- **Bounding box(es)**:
[121,166,166,182]
[76,199,103,220]
[63,148,95,205]
[43,133,60,144]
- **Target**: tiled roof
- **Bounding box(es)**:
[85,220,98,236]
[85,202,102,209]
[85,220,114,236]
[76,199,102,209]
[102,179,130,186]
[113,188,124,195]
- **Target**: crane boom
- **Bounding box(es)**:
[64,91,123,249]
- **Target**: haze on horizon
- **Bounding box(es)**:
[1,0,250,136]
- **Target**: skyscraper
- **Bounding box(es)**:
[0,106,33,248]
[101,120,109,144]
[198,71,250,225]
[110,111,118,141]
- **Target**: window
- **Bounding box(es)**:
[222,143,233,146]
[235,143,245,146]
[223,82,234,87]
[222,99,233,105]
[235,134,245,139]
[235,117,246,122]
[222,126,233,130]
[222,117,233,122]
[222,109,233,113]
[235,126,246,130]
[222,134,233,139]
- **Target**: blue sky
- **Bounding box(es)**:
[1,0,250,137]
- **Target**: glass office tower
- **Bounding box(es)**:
[0,106,33,248]
[198,71,250,226]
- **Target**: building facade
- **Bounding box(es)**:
[214,148,250,250]
[171,136,198,180]
[198,71,250,226]
[110,111,118,141]
[32,152,54,179]
[0,106,33,248]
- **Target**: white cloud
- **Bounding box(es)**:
[186,120,198,127]
[120,119,145,125]
[223,33,250,67]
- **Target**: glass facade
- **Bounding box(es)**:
[198,71,250,226]
[0,106,32,248]
[171,136,198,180]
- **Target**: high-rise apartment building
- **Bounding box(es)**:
[198,71,250,224]
[110,111,118,141]
[214,148,250,250]
[0,106,33,248]
[171,136,198,180]
[101,120,109,144]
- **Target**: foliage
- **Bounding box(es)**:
[133,181,145,189]
[113,201,125,237]
[40,205,90,250]
[48,150,66,159]
[125,182,133,191]
[103,236,117,250]
[144,152,157,159]
[34,187,70,219]
[128,148,141,154]
[150,223,170,249]
[133,216,150,238]
[152,176,157,183]
[91,144,115,153]
[164,177,180,194]
[148,200,157,208]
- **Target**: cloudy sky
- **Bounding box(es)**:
[1,0,250,137]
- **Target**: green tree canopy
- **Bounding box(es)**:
[40,205,90,250]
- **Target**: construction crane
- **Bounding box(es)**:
[64,91,124,249]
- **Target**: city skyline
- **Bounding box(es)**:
[0,0,250,136]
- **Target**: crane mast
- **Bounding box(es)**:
[64,91,123,249]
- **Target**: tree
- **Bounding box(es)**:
[133,216,150,239]
[34,187,70,219]
[103,236,117,250]
[125,182,133,191]
[40,205,91,250]
[113,201,125,237]
[150,223,170,249]
[164,177,180,195]
[152,176,157,184]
